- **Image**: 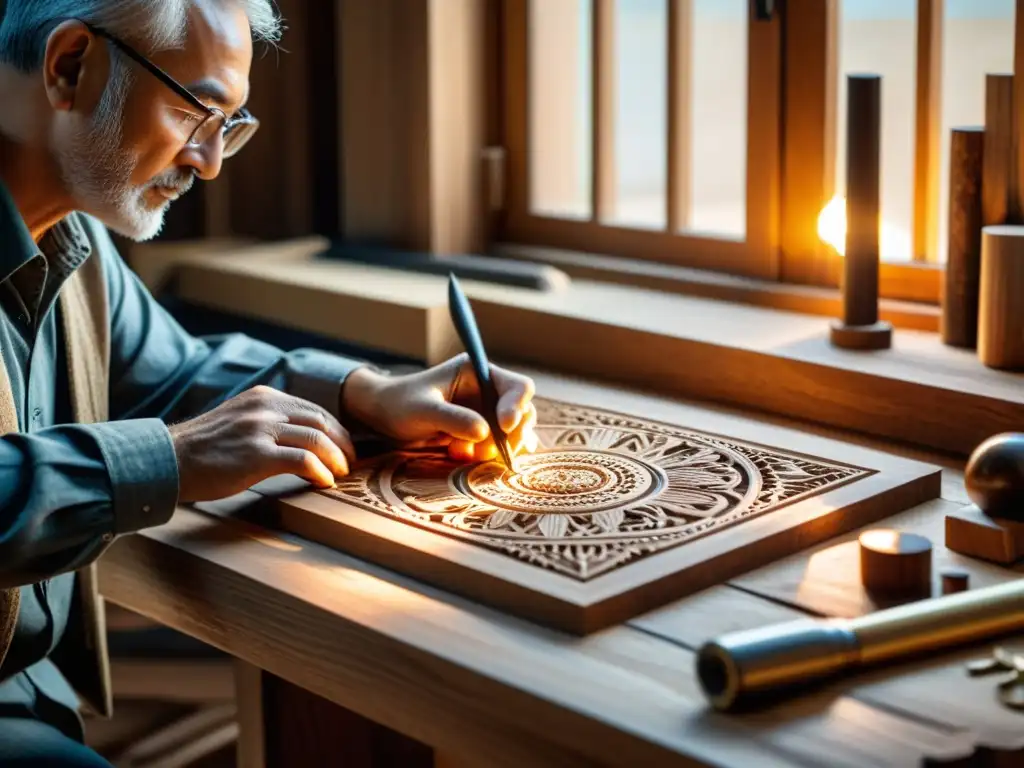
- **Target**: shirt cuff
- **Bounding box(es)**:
[285,348,378,420]
[82,419,180,535]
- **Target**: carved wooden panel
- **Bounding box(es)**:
[322,400,870,580]
[267,397,941,633]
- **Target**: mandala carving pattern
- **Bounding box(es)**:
[321,399,873,580]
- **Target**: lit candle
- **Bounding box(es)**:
[830,74,893,350]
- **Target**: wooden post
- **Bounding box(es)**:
[830,74,892,350]
[978,225,1024,370]
[779,0,838,287]
[983,74,1017,226]
[337,0,489,254]
[941,128,985,348]
[239,666,435,768]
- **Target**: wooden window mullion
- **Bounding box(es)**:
[592,0,616,222]
[912,0,943,263]
[779,0,838,286]
[667,0,693,233]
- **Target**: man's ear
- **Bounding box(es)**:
[42,21,107,112]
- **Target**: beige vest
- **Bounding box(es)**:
[0,251,113,718]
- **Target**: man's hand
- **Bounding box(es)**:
[168,385,356,502]
[342,355,538,462]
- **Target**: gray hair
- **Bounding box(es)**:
[0,0,282,72]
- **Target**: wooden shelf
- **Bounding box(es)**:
[492,242,941,332]
[145,240,1024,458]
[468,278,1023,457]
[145,238,463,365]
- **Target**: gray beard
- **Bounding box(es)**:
[55,63,193,242]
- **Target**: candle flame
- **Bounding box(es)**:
[816,195,913,261]
[817,196,848,256]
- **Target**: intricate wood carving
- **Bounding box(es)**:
[266,396,940,633]
[321,400,871,580]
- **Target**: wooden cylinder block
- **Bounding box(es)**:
[941,128,984,348]
[859,529,932,598]
[978,225,1024,370]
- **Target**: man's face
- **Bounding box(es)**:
[49,1,254,240]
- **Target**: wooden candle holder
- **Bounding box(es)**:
[941,128,984,348]
[830,74,892,350]
[978,225,1024,370]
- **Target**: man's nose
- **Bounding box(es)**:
[176,134,224,181]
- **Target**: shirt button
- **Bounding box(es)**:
[32,408,41,422]
[142,505,151,514]
[102,532,113,543]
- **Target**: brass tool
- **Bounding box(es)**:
[696,578,1024,712]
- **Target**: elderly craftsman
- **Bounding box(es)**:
[0,0,538,763]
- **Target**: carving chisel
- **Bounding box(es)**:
[447,273,516,472]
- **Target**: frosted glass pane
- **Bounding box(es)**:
[607,0,668,230]
[529,0,592,219]
[938,0,1014,262]
[688,0,747,238]
[835,0,916,262]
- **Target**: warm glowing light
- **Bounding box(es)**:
[817,196,847,255]
[816,195,912,261]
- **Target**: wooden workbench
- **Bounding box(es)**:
[96,368,1024,768]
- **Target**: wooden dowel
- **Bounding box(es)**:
[843,74,882,327]
[666,0,693,232]
[941,127,985,348]
[983,74,1017,226]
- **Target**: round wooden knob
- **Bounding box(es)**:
[965,433,1024,521]
[859,529,932,597]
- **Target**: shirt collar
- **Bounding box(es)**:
[0,177,93,284]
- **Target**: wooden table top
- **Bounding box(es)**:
[96,370,1024,768]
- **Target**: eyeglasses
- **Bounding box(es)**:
[85,23,259,159]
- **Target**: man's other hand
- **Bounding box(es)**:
[342,355,539,463]
[168,385,356,502]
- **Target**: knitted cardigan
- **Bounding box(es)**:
[0,249,113,718]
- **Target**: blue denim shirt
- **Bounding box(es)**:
[0,179,366,734]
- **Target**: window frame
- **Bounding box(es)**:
[779,0,944,304]
[496,0,964,305]
[499,0,784,281]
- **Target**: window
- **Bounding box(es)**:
[499,0,1019,305]
[502,0,781,279]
